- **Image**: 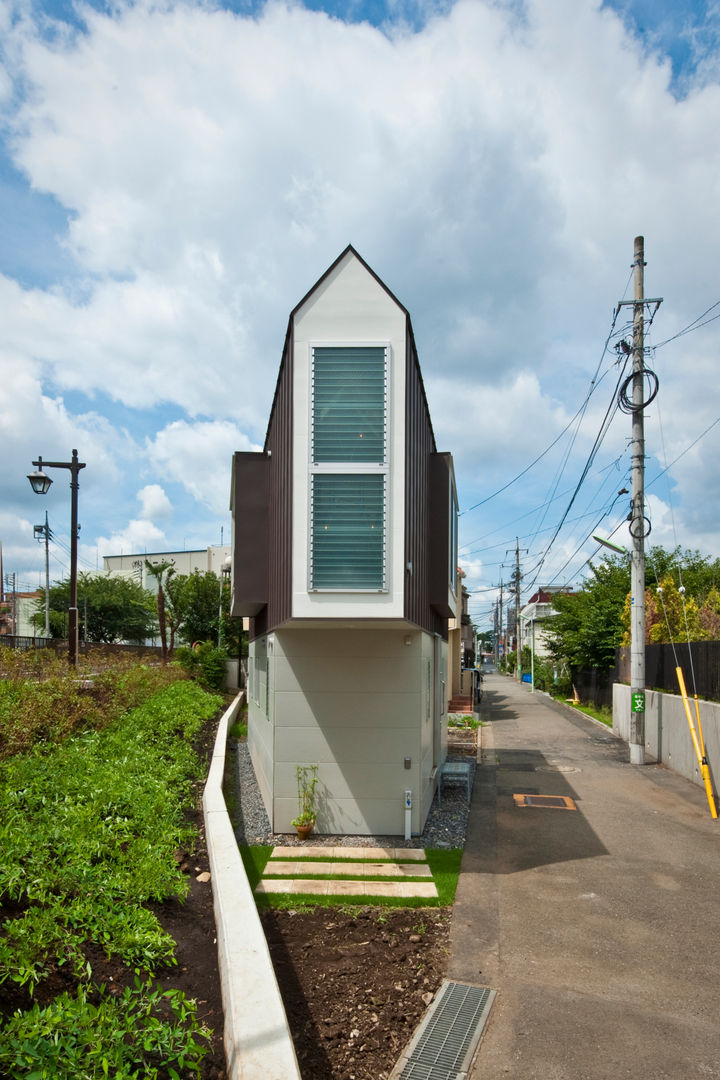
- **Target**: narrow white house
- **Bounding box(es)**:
[231,247,458,836]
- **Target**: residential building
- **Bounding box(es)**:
[231,246,458,836]
[519,587,572,658]
[0,590,43,637]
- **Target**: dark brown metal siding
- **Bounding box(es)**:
[254,331,293,639]
[403,325,448,640]
[230,452,269,617]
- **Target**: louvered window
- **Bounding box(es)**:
[309,345,389,591]
[312,346,386,463]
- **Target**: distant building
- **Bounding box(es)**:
[519,587,572,658]
[103,546,231,593]
[231,247,458,836]
[0,590,43,637]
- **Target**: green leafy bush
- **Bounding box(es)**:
[0,975,211,1079]
[0,649,186,761]
[174,642,228,691]
[0,681,221,993]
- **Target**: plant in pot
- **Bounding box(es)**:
[292,764,318,840]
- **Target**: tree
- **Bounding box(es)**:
[547,546,720,675]
[699,586,720,640]
[32,573,155,643]
[544,553,630,671]
[145,560,176,662]
[180,570,225,645]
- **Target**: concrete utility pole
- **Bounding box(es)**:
[498,579,503,666]
[507,539,528,681]
[616,237,661,764]
[629,236,647,765]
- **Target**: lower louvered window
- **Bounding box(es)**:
[311,473,386,590]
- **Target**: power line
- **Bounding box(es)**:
[459,273,633,519]
[653,300,720,350]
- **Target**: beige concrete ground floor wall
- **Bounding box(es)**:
[613,683,720,790]
[249,626,447,835]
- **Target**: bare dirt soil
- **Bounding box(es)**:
[261,906,452,1080]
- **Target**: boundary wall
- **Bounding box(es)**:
[613,683,720,791]
[202,692,301,1080]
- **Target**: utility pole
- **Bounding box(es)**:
[507,539,528,681]
[498,579,503,666]
[616,236,661,764]
[34,511,51,636]
[629,236,647,765]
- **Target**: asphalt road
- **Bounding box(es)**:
[450,673,720,1080]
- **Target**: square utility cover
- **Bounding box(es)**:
[513,793,577,810]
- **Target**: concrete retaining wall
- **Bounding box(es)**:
[202,693,301,1080]
[613,683,720,791]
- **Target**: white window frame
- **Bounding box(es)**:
[308,342,391,593]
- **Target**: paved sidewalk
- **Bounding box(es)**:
[450,674,720,1080]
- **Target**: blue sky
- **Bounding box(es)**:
[2,0,719,631]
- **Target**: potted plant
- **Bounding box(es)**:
[292,764,318,840]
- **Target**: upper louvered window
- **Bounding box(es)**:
[309,344,389,592]
[312,346,387,464]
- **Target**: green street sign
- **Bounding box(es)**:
[631,691,646,713]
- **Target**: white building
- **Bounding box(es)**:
[231,247,458,837]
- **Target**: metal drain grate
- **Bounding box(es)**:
[513,793,577,810]
[390,981,496,1080]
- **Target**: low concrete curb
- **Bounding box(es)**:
[202,693,302,1080]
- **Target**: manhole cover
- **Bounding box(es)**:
[513,793,577,810]
[535,765,580,774]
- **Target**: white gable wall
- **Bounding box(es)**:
[291,252,407,619]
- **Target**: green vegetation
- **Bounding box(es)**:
[31,573,155,643]
[174,641,229,690]
[545,546,720,676]
[448,714,481,730]
[0,975,211,1080]
[0,671,222,1075]
[291,764,319,829]
[564,701,613,727]
[0,649,185,761]
[229,721,248,739]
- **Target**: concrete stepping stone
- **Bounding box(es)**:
[255,879,439,898]
[265,860,433,878]
[269,845,428,862]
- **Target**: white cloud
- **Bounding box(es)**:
[146,419,261,515]
[2,0,720,605]
[137,484,172,521]
[94,519,167,561]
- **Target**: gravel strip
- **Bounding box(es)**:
[230,739,473,850]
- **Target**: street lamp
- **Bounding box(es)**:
[27,450,86,665]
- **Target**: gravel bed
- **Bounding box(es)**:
[230,739,473,850]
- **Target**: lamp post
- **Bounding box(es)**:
[27,450,86,666]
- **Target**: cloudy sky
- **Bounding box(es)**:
[2,0,719,631]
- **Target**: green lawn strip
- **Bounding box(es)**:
[249,847,463,909]
[562,701,613,727]
[239,844,273,890]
